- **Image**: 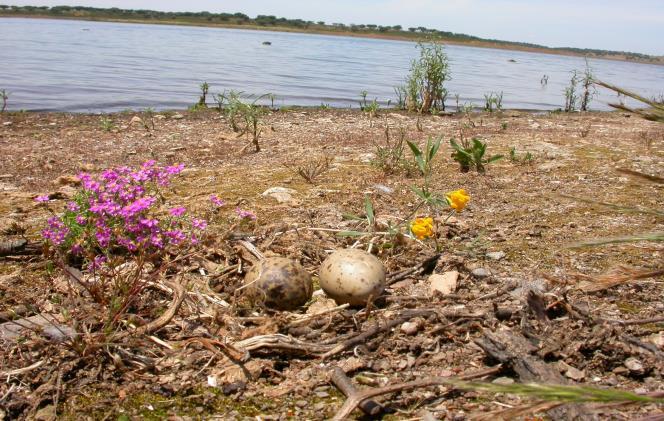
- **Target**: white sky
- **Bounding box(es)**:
[9,0,664,55]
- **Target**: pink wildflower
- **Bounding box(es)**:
[67,201,80,212]
[169,206,186,217]
[210,194,225,207]
[192,218,207,230]
[235,207,257,220]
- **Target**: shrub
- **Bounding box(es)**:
[405,40,450,113]
[37,161,208,331]
[222,91,266,152]
[580,61,596,111]
[564,71,580,112]
[484,91,503,112]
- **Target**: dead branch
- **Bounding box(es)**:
[233,334,333,356]
[1,360,46,377]
[286,303,350,328]
[110,277,185,341]
[387,254,441,285]
[330,367,383,416]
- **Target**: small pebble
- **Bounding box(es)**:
[373,184,394,194]
[295,400,308,408]
[471,268,491,278]
[624,357,645,376]
[486,251,506,261]
[400,321,420,335]
[492,377,514,385]
[612,366,629,376]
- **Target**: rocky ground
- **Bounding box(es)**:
[0,108,662,420]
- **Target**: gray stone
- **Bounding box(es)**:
[624,357,645,375]
[563,365,585,381]
[262,187,297,204]
[492,377,515,385]
[471,268,491,278]
[373,184,394,195]
[400,321,420,335]
[172,113,184,119]
[486,251,506,261]
[0,314,76,343]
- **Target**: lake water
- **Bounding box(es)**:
[1,17,663,113]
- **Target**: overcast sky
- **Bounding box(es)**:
[9,0,664,55]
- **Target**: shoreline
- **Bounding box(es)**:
[3,14,663,66]
[0,105,603,116]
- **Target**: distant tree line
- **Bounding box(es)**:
[0,4,657,61]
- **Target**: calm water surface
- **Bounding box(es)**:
[1,18,663,112]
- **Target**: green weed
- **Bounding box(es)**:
[405,39,450,113]
[0,89,7,112]
[450,136,503,173]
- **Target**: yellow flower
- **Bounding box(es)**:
[447,189,470,212]
[411,217,434,240]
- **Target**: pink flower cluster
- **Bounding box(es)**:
[41,161,207,264]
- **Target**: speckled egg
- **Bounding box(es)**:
[243,257,313,311]
[319,249,386,306]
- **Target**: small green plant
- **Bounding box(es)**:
[359,90,369,110]
[140,107,156,132]
[450,136,503,173]
[99,116,116,132]
[564,70,580,112]
[483,91,503,112]
[371,126,416,176]
[285,156,333,184]
[364,98,379,119]
[508,146,534,164]
[268,93,278,110]
[406,136,442,178]
[501,122,508,130]
[214,91,227,112]
[0,89,7,112]
[319,102,331,110]
[198,81,209,107]
[224,91,266,152]
[580,61,595,111]
[393,86,407,110]
[405,39,450,113]
[460,102,475,116]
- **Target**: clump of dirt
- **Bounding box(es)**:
[0,108,662,420]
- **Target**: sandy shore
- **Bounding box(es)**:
[0,108,662,419]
